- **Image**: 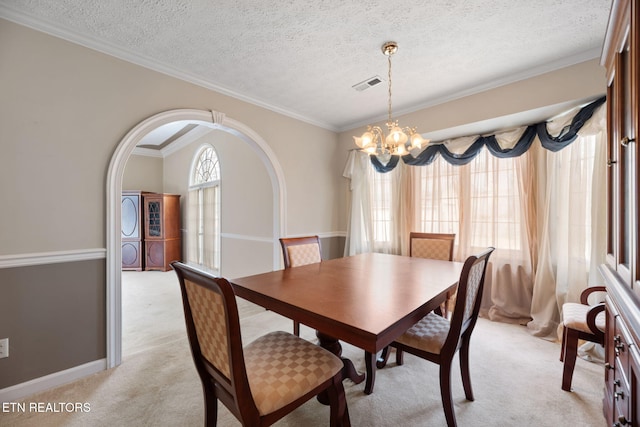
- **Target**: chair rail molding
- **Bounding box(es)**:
[106,108,287,369]
[0,248,106,269]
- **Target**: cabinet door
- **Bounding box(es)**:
[145,241,165,270]
[617,34,636,285]
[145,197,164,239]
[605,0,638,290]
[121,241,142,270]
[121,193,141,239]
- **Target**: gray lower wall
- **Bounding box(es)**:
[0,259,106,389]
[0,237,343,390]
[321,236,345,261]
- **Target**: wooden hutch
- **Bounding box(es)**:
[601,1,640,426]
[121,192,181,272]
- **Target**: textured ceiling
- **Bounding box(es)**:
[0,0,611,133]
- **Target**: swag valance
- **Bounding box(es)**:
[371,95,606,173]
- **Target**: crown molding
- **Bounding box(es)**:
[1,6,602,137]
[339,48,602,133]
[0,7,338,132]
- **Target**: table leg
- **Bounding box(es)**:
[364,351,376,394]
[316,331,365,405]
[316,331,365,384]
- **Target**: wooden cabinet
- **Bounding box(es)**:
[601,1,640,425]
[121,191,146,270]
[143,193,181,271]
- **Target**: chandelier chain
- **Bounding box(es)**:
[387,54,393,124]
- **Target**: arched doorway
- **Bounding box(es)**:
[105,109,287,368]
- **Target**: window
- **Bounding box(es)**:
[188,144,221,272]
[370,169,393,245]
[417,155,460,236]
[468,150,522,251]
[415,150,523,252]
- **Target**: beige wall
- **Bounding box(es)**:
[0,18,340,256]
[0,18,340,390]
[0,15,606,392]
[123,155,164,193]
[162,129,276,278]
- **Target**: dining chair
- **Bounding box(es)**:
[377,247,494,427]
[410,232,456,317]
[374,232,457,374]
[560,286,606,391]
[171,261,350,427]
[279,235,322,336]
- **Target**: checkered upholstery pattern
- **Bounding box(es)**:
[184,279,231,379]
[395,312,451,354]
[411,238,453,260]
[287,243,321,267]
[244,331,343,415]
[562,302,606,333]
[463,260,486,323]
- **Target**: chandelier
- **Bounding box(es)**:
[354,42,428,159]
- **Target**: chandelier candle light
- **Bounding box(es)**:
[354,42,428,159]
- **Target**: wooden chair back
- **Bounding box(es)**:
[443,247,494,355]
[171,262,259,423]
[409,232,455,261]
[278,236,322,336]
[279,236,322,268]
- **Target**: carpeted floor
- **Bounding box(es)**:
[2,271,605,426]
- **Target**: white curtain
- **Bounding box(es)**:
[413,149,535,323]
[343,150,417,256]
[186,186,220,272]
[343,150,373,256]
[528,106,607,339]
[470,150,535,323]
[186,189,199,264]
[202,186,218,271]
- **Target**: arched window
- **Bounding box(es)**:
[187,144,220,272]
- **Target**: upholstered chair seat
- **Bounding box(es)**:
[394,312,451,355]
[562,303,606,335]
[560,286,606,392]
[244,331,344,415]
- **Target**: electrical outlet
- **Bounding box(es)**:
[0,338,8,358]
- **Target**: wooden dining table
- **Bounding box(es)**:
[231,252,464,394]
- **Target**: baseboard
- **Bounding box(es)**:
[0,359,107,403]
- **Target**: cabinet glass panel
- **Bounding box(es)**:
[121,195,140,238]
[148,201,162,237]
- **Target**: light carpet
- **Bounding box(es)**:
[2,271,604,426]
